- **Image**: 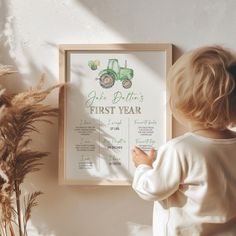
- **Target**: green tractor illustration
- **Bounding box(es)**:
[99,59,134,89]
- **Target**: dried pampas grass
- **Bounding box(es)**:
[0,65,16,77]
[0,67,59,236]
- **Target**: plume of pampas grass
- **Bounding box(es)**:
[0,69,59,236]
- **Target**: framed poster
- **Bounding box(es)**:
[59,44,172,185]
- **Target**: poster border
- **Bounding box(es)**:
[58,43,173,185]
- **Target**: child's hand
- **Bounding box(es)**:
[131,146,156,167]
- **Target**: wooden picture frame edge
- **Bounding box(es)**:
[58,43,173,186]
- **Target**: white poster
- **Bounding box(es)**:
[59,44,172,185]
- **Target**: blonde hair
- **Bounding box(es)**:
[167,45,236,129]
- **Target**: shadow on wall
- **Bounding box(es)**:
[74,0,173,43]
[170,46,188,137]
[0,0,25,92]
[74,0,187,137]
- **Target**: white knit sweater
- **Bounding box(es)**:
[132,132,236,236]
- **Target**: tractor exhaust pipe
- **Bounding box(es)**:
[125,60,127,68]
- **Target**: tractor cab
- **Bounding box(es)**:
[107,59,120,75]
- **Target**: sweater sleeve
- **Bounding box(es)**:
[132,145,182,201]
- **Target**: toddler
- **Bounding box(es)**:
[132,46,236,236]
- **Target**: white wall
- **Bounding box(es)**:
[1,0,236,235]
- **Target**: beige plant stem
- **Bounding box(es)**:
[14,180,22,236]
[0,69,60,235]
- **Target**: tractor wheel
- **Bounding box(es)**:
[122,79,132,89]
[100,74,115,88]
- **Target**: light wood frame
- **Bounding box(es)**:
[59,43,173,185]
